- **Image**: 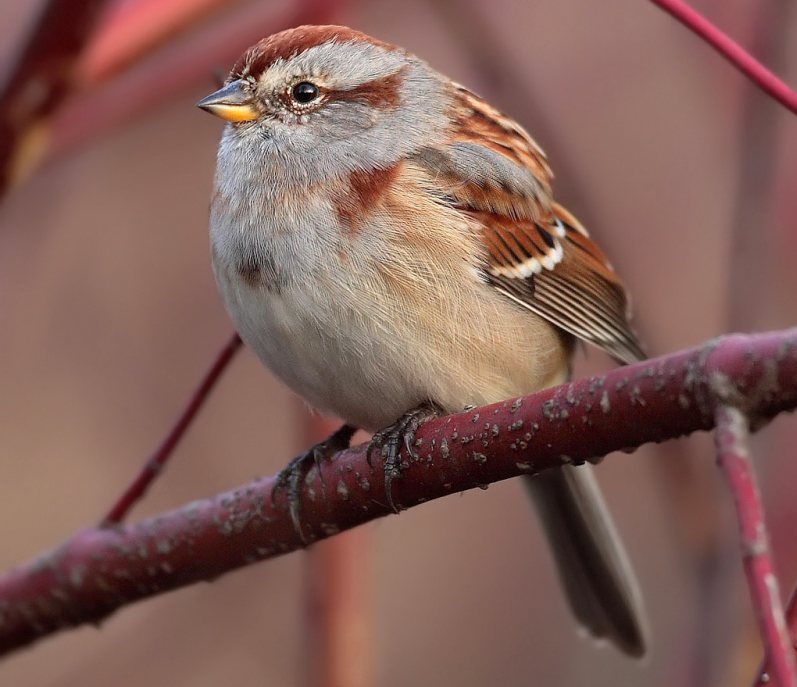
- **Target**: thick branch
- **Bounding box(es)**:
[0,329,796,657]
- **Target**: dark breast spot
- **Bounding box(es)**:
[234,251,285,293]
[236,257,262,287]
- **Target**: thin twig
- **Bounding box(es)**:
[648,0,797,115]
[101,333,242,526]
[714,406,797,687]
[1,328,796,657]
[755,584,797,686]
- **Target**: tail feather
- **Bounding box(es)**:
[523,465,647,657]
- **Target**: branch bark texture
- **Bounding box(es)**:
[0,329,795,657]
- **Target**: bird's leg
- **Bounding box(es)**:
[273,423,357,540]
[367,402,442,513]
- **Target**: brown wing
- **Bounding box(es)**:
[485,204,645,364]
[413,85,645,365]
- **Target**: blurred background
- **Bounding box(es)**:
[0,0,796,685]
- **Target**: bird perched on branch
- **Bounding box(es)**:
[199,24,647,656]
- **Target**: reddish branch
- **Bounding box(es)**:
[0,329,795,657]
[101,333,242,526]
[0,0,111,198]
[1,0,796,676]
[304,528,372,687]
[301,416,372,687]
[648,0,797,115]
[757,585,797,687]
[714,406,797,687]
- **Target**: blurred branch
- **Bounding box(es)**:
[0,329,796,657]
[303,528,372,687]
[714,406,797,687]
[0,0,110,200]
[77,0,238,86]
[648,0,797,115]
[302,416,372,687]
[50,0,348,157]
[728,0,792,329]
[101,333,242,526]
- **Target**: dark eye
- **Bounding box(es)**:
[291,82,319,104]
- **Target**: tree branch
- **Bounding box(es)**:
[714,406,797,687]
[756,584,797,687]
[0,329,796,657]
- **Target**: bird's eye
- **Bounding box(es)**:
[291,82,320,104]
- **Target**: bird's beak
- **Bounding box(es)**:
[196,80,258,123]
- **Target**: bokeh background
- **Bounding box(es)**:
[1,0,796,685]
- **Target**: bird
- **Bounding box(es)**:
[198,24,647,656]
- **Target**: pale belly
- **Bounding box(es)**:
[214,254,570,432]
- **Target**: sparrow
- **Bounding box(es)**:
[198,25,647,656]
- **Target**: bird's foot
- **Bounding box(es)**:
[272,423,357,541]
[367,402,441,513]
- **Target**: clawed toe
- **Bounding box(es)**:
[272,424,356,541]
[367,402,441,513]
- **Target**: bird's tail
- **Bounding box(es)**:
[523,465,647,656]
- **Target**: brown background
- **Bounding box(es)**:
[1,0,796,685]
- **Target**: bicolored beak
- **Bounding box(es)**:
[197,80,258,123]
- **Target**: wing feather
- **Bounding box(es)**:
[413,84,645,364]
